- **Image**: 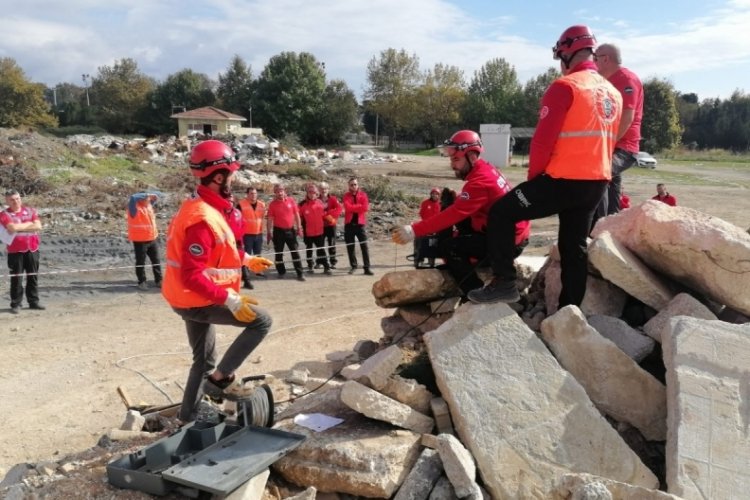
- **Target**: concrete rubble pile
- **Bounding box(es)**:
[3,199,749,499]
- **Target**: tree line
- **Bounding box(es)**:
[0,51,748,152]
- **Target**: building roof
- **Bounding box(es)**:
[170,106,246,121]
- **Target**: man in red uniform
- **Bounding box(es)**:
[652,183,677,206]
[237,186,266,288]
[161,140,274,423]
[127,192,162,290]
[266,183,305,281]
[469,25,622,306]
[592,42,644,225]
[343,177,373,275]
[319,182,341,269]
[414,187,442,268]
[393,131,530,296]
[299,183,332,274]
[1,189,44,314]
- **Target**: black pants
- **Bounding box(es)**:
[133,240,162,284]
[486,174,607,308]
[323,225,337,266]
[344,223,370,270]
[8,250,40,308]
[272,227,303,275]
[304,234,330,270]
[592,149,637,229]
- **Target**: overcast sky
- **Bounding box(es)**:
[3,0,750,101]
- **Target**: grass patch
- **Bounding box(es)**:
[365,175,412,203]
[663,148,750,163]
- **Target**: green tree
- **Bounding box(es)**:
[464,58,524,129]
[364,48,422,148]
[91,58,155,134]
[217,55,253,121]
[642,78,682,152]
[314,79,359,145]
[253,52,327,143]
[715,90,750,151]
[413,63,467,146]
[0,58,57,129]
[520,67,559,127]
[140,69,215,135]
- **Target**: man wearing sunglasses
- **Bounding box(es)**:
[469,25,622,307]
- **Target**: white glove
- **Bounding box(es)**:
[392,225,415,245]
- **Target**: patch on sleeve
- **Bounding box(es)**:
[539,105,549,119]
[459,191,470,201]
[624,86,634,94]
[188,243,204,257]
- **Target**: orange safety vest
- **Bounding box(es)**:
[238,198,265,235]
[127,201,158,242]
[545,70,622,180]
[161,198,241,309]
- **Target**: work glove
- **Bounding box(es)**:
[244,256,273,274]
[392,225,415,245]
[324,215,336,225]
[224,291,259,323]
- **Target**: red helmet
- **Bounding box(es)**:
[553,25,596,60]
[188,140,240,178]
[441,130,483,158]
[430,187,440,195]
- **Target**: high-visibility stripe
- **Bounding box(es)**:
[559,130,616,138]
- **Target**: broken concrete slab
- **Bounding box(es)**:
[642,293,717,343]
[428,476,458,500]
[341,380,435,434]
[424,303,658,498]
[393,448,443,500]
[580,275,628,318]
[541,306,666,441]
[589,231,676,310]
[347,344,403,390]
[435,433,480,499]
[552,473,684,499]
[273,392,422,498]
[662,317,750,499]
[587,314,656,362]
[380,375,434,414]
[372,270,459,308]
[592,200,750,316]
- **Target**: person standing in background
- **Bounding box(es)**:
[237,186,266,288]
[652,183,677,206]
[342,177,373,276]
[1,189,45,314]
[299,183,331,275]
[319,182,341,269]
[126,192,162,290]
[266,183,305,281]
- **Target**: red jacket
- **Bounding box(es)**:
[652,194,677,206]
[321,194,342,227]
[343,190,369,225]
[1,206,40,253]
[412,158,531,245]
[299,198,325,237]
[267,197,299,229]
[419,199,441,221]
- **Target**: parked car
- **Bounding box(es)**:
[635,152,657,168]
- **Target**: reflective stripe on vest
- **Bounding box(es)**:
[161,198,241,308]
[545,70,623,181]
[127,203,158,242]
[239,199,265,235]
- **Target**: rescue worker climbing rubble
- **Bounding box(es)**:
[161,139,274,423]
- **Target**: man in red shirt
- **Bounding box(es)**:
[266,183,305,281]
[1,189,44,314]
[393,131,530,296]
[343,177,373,275]
[652,183,677,206]
[592,43,644,225]
[299,183,332,274]
[319,182,341,269]
[161,140,274,423]
[468,25,622,306]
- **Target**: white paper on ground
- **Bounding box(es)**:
[293,413,344,432]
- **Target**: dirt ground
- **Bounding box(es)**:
[2,151,749,479]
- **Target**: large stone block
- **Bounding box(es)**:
[341,380,435,434]
[424,303,658,499]
[541,306,666,441]
[593,200,750,316]
[552,473,684,499]
[662,317,750,499]
[372,270,459,308]
[642,292,717,342]
[273,391,422,498]
[587,314,656,362]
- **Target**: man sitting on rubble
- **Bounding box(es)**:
[392,130,530,297]
[161,139,274,423]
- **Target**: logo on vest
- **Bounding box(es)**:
[188,244,204,256]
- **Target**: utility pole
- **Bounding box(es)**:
[375,113,379,147]
[82,74,90,106]
[248,102,253,128]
